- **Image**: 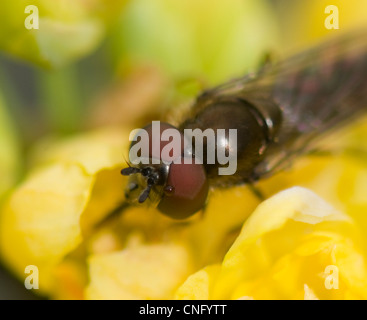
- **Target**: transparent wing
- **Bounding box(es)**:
[195,29,367,180]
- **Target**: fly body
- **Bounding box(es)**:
[122,30,367,219]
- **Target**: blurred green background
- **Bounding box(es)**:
[0,0,366,299]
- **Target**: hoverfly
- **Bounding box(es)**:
[121,29,367,219]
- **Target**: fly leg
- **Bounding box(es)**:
[92,202,130,232]
[90,182,139,232]
[247,183,265,201]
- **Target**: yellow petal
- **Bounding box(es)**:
[174,265,221,300]
[258,154,367,248]
[304,284,319,300]
[0,127,130,296]
[184,185,260,268]
[175,187,367,300]
[86,244,192,299]
[0,163,93,294]
[53,259,87,300]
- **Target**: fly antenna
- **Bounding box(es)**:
[121,167,141,176]
[122,153,132,167]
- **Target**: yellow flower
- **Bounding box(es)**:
[0,128,130,296]
[2,121,367,299]
[0,124,261,298]
[2,0,367,301]
[86,244,192,300]
[176,187,367,300]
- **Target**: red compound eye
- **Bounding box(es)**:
[157,157,209,219]
[123,122,208,219]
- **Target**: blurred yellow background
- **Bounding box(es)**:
[0,0,367,300]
